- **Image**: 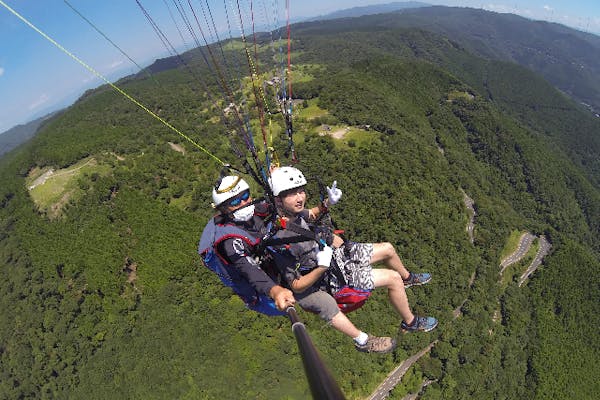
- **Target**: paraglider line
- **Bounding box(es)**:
[0,0,226,166]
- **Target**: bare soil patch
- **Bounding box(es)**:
[168,142,185,154]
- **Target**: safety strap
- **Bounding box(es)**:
[261,221,319,247]
[276,222,348,287]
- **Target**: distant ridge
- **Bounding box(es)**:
[296,6,600,116]
[307,1,430,21]
[0,112,58,157]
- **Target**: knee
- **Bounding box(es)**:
[381,242,396,257]
[330,311,344,324]
[322,304,341,323]
[377,269,403,289]
[388,270,403,289]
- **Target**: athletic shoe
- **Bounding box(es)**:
[403,272,432,288]
[400,316,438,333]
[355,335,397,353]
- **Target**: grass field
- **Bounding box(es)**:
[27,157,112,218]
[447,90,475,102]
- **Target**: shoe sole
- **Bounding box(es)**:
[356,340,397,353]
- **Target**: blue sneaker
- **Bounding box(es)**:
[401,316,438,333]
[403,272,431,288]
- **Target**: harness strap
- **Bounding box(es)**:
[284,221,318,241]
[256,218,319,254]
[262,235,315,247]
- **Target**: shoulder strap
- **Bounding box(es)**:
[261,221,323,248]
[284,221,317,240]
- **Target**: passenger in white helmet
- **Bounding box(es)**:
[198,175,295,313]
[268,166,438,353]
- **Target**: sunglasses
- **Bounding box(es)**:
[226,190,250,207]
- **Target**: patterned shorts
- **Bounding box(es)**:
[328,242,374,293]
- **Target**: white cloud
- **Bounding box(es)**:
[28,94,50,111]
[0,67,4,77]
[485,3,510,13]
[108,60,124,70]
[481,2,598,34]
[485,3,529,16]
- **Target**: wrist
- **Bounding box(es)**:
[319,201,328,214]
[268,285,282,297]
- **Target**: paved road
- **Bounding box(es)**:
[367,341,437,400]
[462,190,476,244]
[519,236,551,286]
[500,233,535,274]
[366,198,549,399]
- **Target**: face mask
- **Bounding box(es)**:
[232,203,255,222]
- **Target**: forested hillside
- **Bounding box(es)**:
[311,5,600,116]
[1,9,599,400]
[292,9,600,188]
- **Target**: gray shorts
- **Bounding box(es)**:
[296,287,340,322]
[295,242,375,323]
[329,242,374,292]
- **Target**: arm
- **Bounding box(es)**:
[290,266,329,293]
[307,200,329,221]
[220,238,277,296]
[289,245,334,293]
[308,180,342,220]
[221,238,296,310]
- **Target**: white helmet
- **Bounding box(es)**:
[269,166,307,196]
[212,176,250,207]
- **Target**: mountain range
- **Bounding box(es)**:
[3,3,599,153]
[0,112,58,157]
[306,1,430,21]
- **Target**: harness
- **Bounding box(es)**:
[199,218,284,316]
[199,207,370,315]
[268,218,372,314]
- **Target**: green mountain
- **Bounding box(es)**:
[317,5,600,116]
[0,112,58,157]
[292,7,600,188]
[1,8,599,400]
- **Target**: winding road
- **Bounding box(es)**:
[367,342,437,400]
[499,233,535,275]
[365,192,551,399]
[462,190,476,244]
[519,235,551,286]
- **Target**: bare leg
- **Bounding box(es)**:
[330,311,362,338]
[370,242,410,280]
[371,268,414,324]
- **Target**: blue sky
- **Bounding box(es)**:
[0,0,599,134]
